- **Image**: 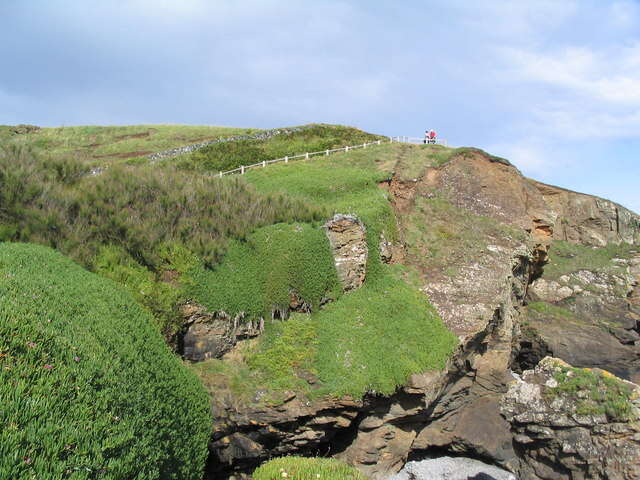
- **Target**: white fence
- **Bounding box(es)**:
[389,136,448,146]
[215,135,448,178]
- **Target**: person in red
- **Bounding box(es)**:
[424,129,437,144]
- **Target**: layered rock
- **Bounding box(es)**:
[520,252,640,383]
[323,214,368,291]
[501,357,640,480]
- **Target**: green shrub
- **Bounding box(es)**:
[253,456,366,480]
[0,243,211,479]
[178,124,384,173]
[188,223,341,320]
[0,145,322,335]
[547,365,636,421]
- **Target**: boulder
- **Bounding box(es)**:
[323,214,368,291]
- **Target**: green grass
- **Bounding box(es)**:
[176,124,385,173]
[2,124,256,165]
[253,456,366,480]
[546,365,637,421]
[0,243,211,480]
[527,301,574,319]
[190,147,458,401]
[188,223,341,321]
[544,240,636,280]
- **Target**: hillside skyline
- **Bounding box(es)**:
[1,1,638,212]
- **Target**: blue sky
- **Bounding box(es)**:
[1,1,639,212]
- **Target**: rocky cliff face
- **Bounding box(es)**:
[502,357,640,480]
[201,148,640,479]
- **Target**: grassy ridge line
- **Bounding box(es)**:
[0,124,258,165]
[0,243,210,480]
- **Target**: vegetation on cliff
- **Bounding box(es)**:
[253,456,366,480]
[0,243,210,480]
[191,146,457,400]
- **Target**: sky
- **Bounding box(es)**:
[1,1,639,212]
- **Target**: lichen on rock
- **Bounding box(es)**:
[323,214,368,291]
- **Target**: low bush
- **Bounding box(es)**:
[177,124,384,173]
[253,456,366,480]
[189,222,341,321]
[0,243,211,479]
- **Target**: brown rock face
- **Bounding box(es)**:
[534,181,640,247]
[323,214,368,291]
[501,357,640,480]
[181,303,263,361]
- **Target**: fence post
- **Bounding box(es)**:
[262,160,266,167]
[326,149,329,155]
[241,165,245,174]
[345,146,349,152]
[377,140,381,145]
[305,152,309,159]
[219,171,222,178]
[364,142,367,148]
[285,155,288,163]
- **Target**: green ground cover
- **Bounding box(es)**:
[544,240,636,280]
[176,124,384,172]
[547,365,637,421]
[0,243,210,480]
[253,456,366,480]
[1,124,254,165]
[0,145,321,338]
[190,148,457,401]
[189,223,341,320]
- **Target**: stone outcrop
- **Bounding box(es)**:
[534,181,640,247]
[390,456,517,480]
[181,303,263,361]
[323,214,368,291]
[521,253,640,383]
[501,357,640,480]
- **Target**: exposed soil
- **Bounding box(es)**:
[92,151,153,159]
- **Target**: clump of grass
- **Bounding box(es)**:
[253,456,366,480]
[546,365,637,421]
[527,301,574,319]
[0,243,210,480]
[188,223,341,321]
[544,240,636,280]
[177,124,384,173]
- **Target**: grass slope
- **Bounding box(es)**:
[191,146,457,401]
[0,243,210,480]
[0,124,255,165]
[0,145,321,337]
